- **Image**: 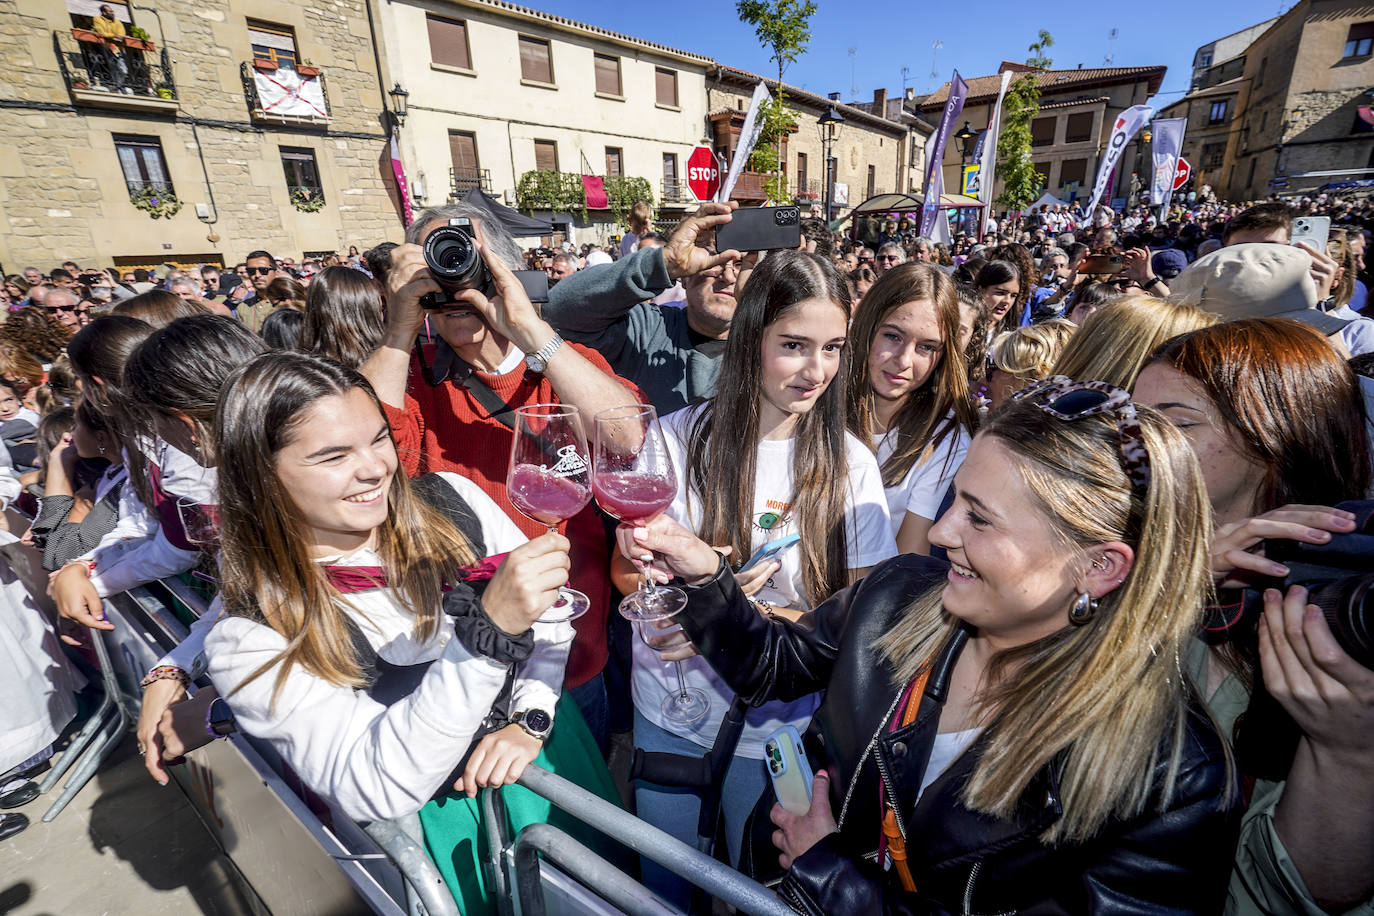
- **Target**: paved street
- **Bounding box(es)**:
[0,733,263,916]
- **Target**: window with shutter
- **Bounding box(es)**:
[662,153,678,181]
[797,152,808,192]
[449,131,478,170]
[426,15,470,70]
[1344,22,1374,58]
[534,139,558,172]
[594,54,621,96]
[655,68,678,107]
[1059,158,1087,186]
[248,21,298,69]
[605,147,623,176]
[1064,113,1094,143]
[866,165,875,198]
[519,36,553,83]
[1031,117,1056,147]
[114,134,173,193]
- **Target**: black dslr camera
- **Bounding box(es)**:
[1265,499,1374,669]
[420,218,549,308]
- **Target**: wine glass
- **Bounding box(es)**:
[592,404,710,724]
[506,404,592,622]
[175,496,221,552]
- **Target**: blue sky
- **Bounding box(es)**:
[530,0,1285,103]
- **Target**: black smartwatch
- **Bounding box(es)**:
[206,697,237,738]
[511,708,553,741]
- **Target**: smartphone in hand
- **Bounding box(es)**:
[739,533,800,574]
[766,725,815,815]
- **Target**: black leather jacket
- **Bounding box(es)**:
[678,554,1242,915]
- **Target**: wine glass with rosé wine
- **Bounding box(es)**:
[506,403,593,622]
[592,404,710,725]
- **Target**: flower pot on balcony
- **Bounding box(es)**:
[123,36,154,51]
[71,28,102,43]
[155,86,173,99]
[73,79,90,90]
[294,64,320,77]
[252,58,278,72]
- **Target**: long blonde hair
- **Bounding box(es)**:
[846,263,978,489]
[216,353,476,704]
[876,397,1217,844]
[1051,296,1216,389]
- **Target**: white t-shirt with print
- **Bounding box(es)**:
[874,424,970,536]
[631,404,898,759]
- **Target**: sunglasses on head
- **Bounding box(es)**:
[1011,375,1151,494]
[245,266,273,276]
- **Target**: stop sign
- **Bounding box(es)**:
[686,146,720,201]
[1173,157,1191,190]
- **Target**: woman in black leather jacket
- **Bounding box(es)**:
[618,378,1243,914]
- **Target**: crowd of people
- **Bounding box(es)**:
[0,190,1371,916]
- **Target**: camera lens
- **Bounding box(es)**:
[425,228,476,279]
[1306,574,1374,669]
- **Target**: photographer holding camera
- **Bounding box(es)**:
[1133,318,1374,915]
[361,204,654,747]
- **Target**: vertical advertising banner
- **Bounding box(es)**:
[975,69,1013,237]
[919,70,968,237]
[1085,104,1154,217]
[718,81,772,203]
[1150,117,1187,210]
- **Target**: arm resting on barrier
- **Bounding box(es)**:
[206,616,512,822]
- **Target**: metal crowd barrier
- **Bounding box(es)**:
[2,505,792,915]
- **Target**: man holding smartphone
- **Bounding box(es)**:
[540,202,743,414]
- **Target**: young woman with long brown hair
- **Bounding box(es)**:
[846,262,978,554]
[1134,318,1374,914]
[612,249,896,906]
[299,266,386,369]
[204,353,620,913]
[618,378,1241,912]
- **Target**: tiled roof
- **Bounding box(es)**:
[1037,95,1111,111]
[920,64,1167,109]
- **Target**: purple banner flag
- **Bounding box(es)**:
[920,70,968,237]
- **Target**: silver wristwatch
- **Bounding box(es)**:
[524,333,564,373]
[511,708,553,741]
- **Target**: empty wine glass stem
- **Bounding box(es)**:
[673,661,691,701]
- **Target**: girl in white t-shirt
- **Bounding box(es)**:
[846,263,979,554]
[612,250,896,907]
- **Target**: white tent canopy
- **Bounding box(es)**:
[1030,191,1070,210]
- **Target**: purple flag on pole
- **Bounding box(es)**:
[920,71,968,237]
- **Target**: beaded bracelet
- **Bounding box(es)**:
[140,666,190,690]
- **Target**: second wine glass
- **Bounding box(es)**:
[592,404,709,725]
[506,403,592,622]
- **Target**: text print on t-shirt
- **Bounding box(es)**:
[755,498,792,532]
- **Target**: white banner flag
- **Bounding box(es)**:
[718,81,772,203]
[253,68,328,120]
[1085,103,1153,217]
[976,70,1013,237]
[1150,117,1187,210]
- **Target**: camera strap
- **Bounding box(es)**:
[454,367,518,430]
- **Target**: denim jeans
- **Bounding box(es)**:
[566,673,608,756]
[632,710,767,910]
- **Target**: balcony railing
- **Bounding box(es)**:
[450,167,492,197]
[729,171,768,201]
[661,177,691,203]
[54,28,178,111]
[796,177,821,201]
[240,61,330,125]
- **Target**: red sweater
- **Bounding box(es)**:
[383,342,642,688]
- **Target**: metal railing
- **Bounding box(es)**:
[796,177,820,201]
[449,166,492,196]
[510,765,793,916]
[123,178,175,195]
[54,28,177,101]
[240,60,331,122]
[661,177,691,203]
[730,171,768,200]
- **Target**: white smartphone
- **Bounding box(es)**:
[1291,216,1331,251]
[765,725,815,815]
[739,533,800,574]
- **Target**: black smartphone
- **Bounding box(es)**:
[715,205,802,253]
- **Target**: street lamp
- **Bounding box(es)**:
[387,82,409,132]
[953,121,977,232]
[818,100,844,223]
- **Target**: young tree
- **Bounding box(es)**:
[736,0,817,202]
[995,30,1054,213]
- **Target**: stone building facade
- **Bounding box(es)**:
[377,0,711,245]
[0,0,402,271]
[708,68,912,217]
[1161,0,1374,200]
[919,63,1167,211]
